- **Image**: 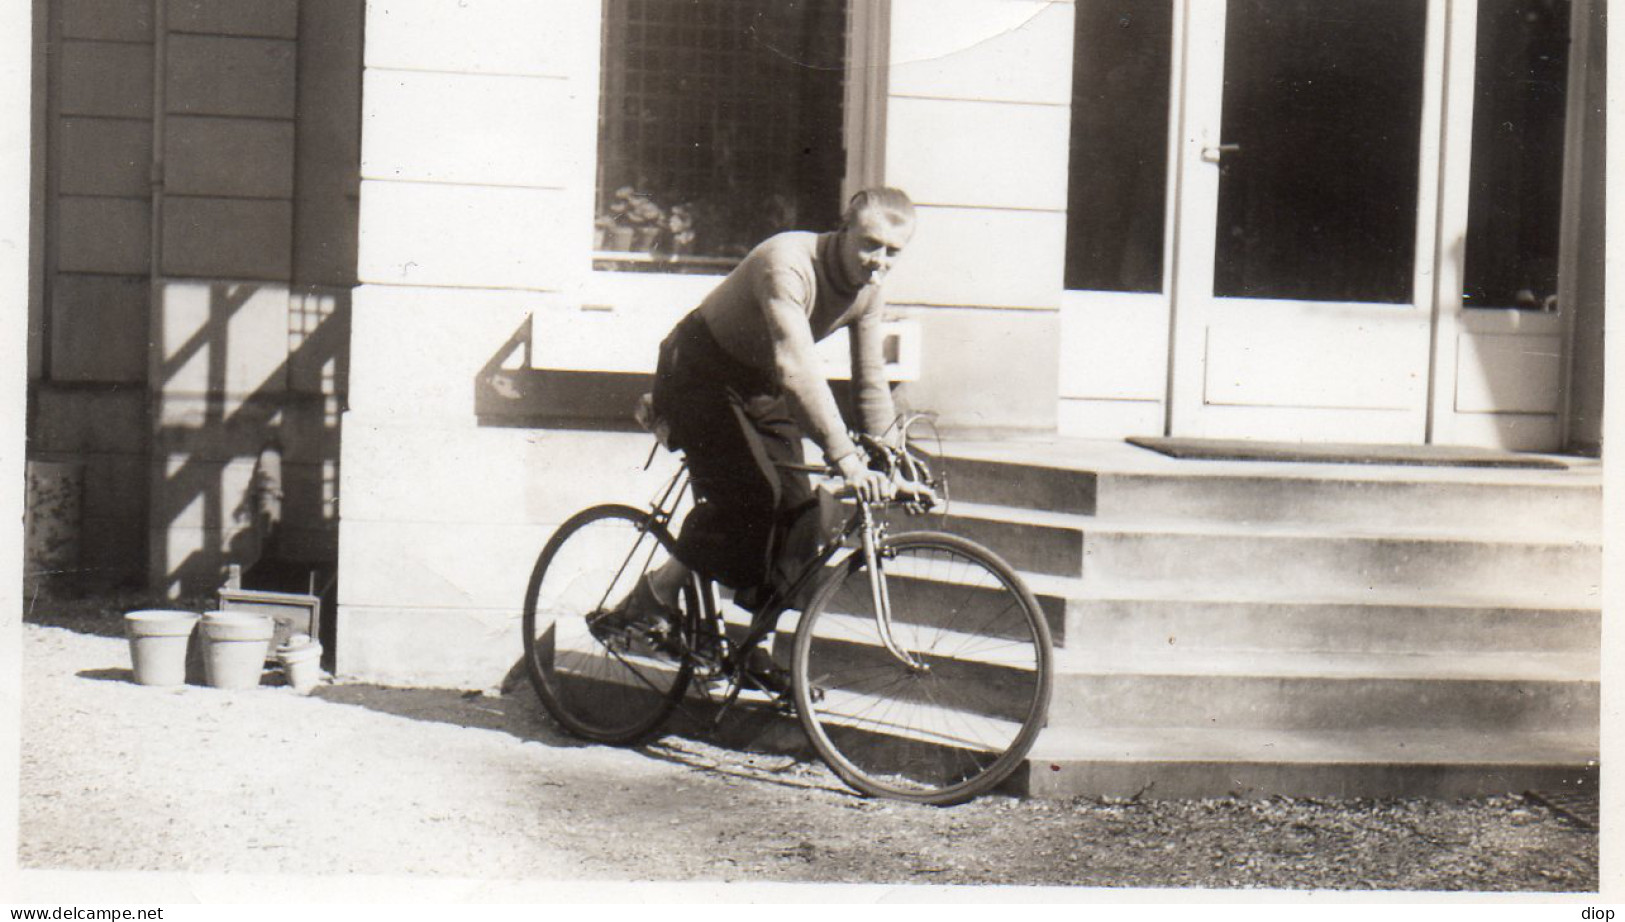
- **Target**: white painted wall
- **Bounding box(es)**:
[883,0,1073,432]
[337,0,1608,687]
[1058,291,1168,438]
[342,0,1082,684]
[343,0,608,685]
[4,0,34,884]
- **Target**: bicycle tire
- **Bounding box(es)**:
[791,530,1052,805]
[522,504,693,744]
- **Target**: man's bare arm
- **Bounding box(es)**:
[848,301,897,441]
[759,282,859,465]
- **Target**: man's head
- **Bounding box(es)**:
[837,187,916,287]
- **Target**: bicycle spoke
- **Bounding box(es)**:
[523,506,693,744]
[794,532,1052,804]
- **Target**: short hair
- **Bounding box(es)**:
[842,186,915,228]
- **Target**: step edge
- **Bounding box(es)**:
[940,460,1605,492]
[1010,572,1600,613]
[1024,747,1599,767]
[931,444,1602,487]
[1025,726,1600,762]
[943,501,1603,547]
[1048,648,1601,682]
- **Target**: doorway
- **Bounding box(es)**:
[1167,0,1442,443]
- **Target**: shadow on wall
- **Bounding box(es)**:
[473,316,650,431]
[472,315,873,433]
[151,281,348,600]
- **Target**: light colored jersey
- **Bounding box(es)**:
[695,231,895,461]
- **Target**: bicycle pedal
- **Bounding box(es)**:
[766,683,823,714]
[631,629,684,661]
[587,622,632,653]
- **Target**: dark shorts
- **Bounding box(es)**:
[652,312,834,603]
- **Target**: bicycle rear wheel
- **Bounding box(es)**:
[523,504,692,744]
[791,531,1052,805]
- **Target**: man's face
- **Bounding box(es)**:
[839,207,914,287]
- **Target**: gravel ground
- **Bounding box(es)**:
[15,595,1601,898]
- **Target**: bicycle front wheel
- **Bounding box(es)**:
[791,531,1052,805]
[523,504,692,744]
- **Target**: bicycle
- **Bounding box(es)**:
[521,414,1054,805]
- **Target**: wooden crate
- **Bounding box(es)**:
[216,587,322,653]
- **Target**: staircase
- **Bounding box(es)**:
[929,438,1601,800]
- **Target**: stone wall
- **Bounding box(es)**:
[30,0,360,594]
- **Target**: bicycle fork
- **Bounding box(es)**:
[860,504,928,673]
[691,502,931,728]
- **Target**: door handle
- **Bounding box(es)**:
[1202,143,1241,163]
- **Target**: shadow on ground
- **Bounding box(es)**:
[25,591,216,640]
[76,668,136,684]
[312,683,585,749]
[312,680,849,798]
[639,736,854,799]
[29,589,846,798]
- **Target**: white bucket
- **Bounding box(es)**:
[200,611,274,689]
[124,610,201,687]
[277,635,323,694]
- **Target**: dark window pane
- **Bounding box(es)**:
[596,0,848,273]
[1065,0,1173,293]
[1463,0,1570,310]
[1214,0,1426,303]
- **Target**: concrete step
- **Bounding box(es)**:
[1013,726,1598,799]
[784,539,1599,656]
[941,502,1600,604]
[794,566,1068,649]
[663,701,1598,801]
[653,681,1599,801]
[674,618,1598,801]
[932,439,1601,536]
[771,608,1597,734]
[1069,595,1600,656]
[1046,647,1599,733]
[788,616,1042,714]
[1027,578,1601,654]
[1092,471,1601,537]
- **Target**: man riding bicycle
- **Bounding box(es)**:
[599,186,918,692]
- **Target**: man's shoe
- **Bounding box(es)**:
[589,576,682,658]
[742,646,793,697]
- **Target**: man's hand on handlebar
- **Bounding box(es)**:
[836,452,894,505]
[834,441,939,510]
[893,476,937,507]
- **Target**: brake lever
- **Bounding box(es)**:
[893,479,939,515]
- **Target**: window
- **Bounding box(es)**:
[1463,0,1571,310]
[1064,0,1174,294]
[1212,0,1426,304]
[594,0,849,274]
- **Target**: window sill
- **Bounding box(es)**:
[591,251,738,276]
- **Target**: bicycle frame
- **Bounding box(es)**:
[638,453,929,721]
[527,412,1049,803]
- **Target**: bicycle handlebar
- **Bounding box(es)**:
[828,477,938,510]
[781,425,942,512]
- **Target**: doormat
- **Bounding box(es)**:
[1125,437,1569,470]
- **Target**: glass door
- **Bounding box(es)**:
[1168,0,1444,442]
[1428,0,1577,450]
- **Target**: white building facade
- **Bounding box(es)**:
[338,0,1606,685]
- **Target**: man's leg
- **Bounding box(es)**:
[670,391,785,593]
[642,557,688,609]
[651,319,795,607]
